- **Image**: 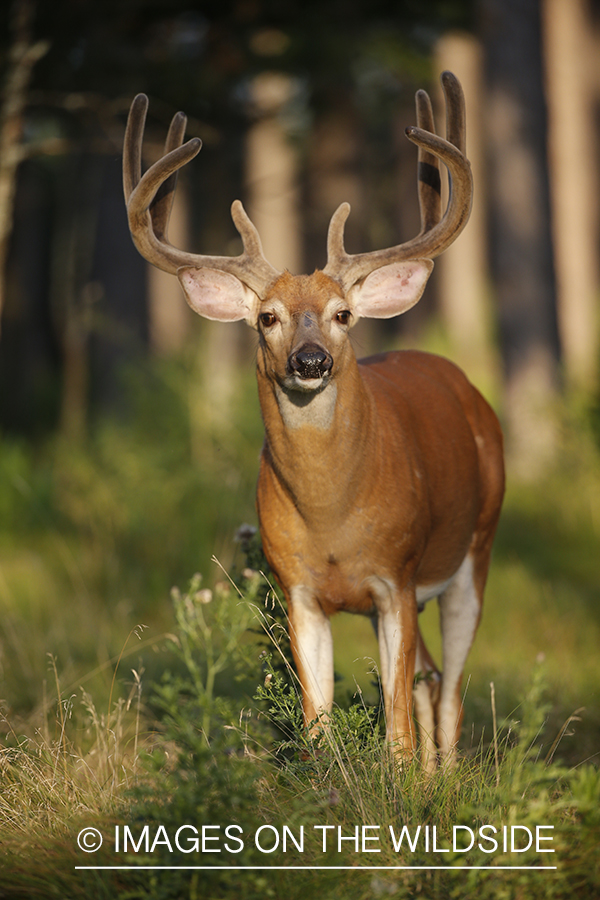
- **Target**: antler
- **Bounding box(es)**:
[123,94,280,298]
[323,71,473,291]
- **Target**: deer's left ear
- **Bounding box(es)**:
[348,259,434,319]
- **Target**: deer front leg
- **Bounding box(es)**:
[287,586,334,731]
[370,578,418,757]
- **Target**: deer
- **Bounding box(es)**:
[123,71,505,768]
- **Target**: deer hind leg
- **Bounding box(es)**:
[436,552,482,761]
[414,628,441,772]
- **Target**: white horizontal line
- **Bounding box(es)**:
[75,865,557,871]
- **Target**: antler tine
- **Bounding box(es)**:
[441,70,466,155]
[150,109,188,241]
[415,89,441,234]
[123,95,280,296]
[123,93,147,204]
[323,72,472,291]
[125,124,202,274]
[325,201,351,273]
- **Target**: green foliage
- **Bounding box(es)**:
[0,353,263,712]
[255,653,384,766]
[151,572,259,749]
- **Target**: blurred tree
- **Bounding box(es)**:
[480,0,562,475]
[434,31,496,388]
[542,0,599,393]
[0,0,47,336]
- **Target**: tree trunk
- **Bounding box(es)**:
[0,0,48,337]
[542,0,599,391]
[435,32,499,390]
[246,72,302,273]
[480,0,561,477]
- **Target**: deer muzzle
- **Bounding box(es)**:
[287,344,333,381]
[285,310,333,384]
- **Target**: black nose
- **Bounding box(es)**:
[288,344,333,379]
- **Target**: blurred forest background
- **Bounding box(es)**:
[0,0,599,761]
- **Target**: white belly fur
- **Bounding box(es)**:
[416,574,457,610]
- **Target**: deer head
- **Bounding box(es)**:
[123,72,472,344]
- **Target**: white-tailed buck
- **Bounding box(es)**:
[123,72,504,767]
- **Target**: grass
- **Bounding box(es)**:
[1,572,598,899]
[0,350,599,897]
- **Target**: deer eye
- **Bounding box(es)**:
[335,310,351,326]
[260,312,277,328]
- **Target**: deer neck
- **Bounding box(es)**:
[257,356,375,526]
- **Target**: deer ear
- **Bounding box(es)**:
[348,259,434,319]
[178,267,260,325]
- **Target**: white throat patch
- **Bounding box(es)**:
[275,383,338,430]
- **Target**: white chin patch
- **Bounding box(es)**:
[290,375,324,393]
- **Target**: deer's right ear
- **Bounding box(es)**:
[178,267,260,326]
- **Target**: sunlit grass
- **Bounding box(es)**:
[2,571,597,899]
[0,651,144,842]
